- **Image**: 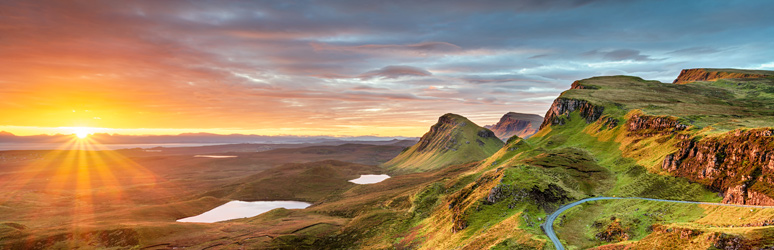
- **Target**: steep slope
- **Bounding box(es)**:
[383,113,504,173]
[544,72,774,204]
[384,69,774,249]
[485,112,543,140]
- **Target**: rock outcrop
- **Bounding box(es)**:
[570,80,599,90]
[673,68,773,84]
[625,113,688,137]
[484,112,543,140]
[661,128,774,205]
[540,98,604,130]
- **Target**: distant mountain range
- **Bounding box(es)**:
[0,131,417,145]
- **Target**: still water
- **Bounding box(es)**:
[348,174,390,184]
[177,200,311,223]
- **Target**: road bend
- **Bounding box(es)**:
[543,197,774,250]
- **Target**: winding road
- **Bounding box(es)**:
[542,197,774,250]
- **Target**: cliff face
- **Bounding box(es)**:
[485,112,543,140]
[673,68,772,84]
[626,113,688,137]
[539,98,604,130]
[661,128,774,205]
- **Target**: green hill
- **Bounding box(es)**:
[383,113,504,173]
[7,69,773,249]
[322,68,774,249]
[426,69,774,249]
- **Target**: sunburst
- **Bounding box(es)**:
[73,127,92,139]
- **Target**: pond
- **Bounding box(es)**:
[177,200,311,223]
[348,174,390,184]
[194,155,238,158]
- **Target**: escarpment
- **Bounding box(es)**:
[661,128,774,205]
[673,68,773,84]
[540,98,604,129]
[626,113,689,137]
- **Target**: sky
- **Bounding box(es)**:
[1,0,774,137]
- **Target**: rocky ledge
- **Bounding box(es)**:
[673,68,772,84]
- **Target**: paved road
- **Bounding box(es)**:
[542,197,774,250]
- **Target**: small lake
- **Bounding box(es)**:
[349,174,390,184]
[194,155,238,158]
[176,200,311,223]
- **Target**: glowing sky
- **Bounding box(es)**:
[2,0,774,136]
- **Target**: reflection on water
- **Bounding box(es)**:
[194,155,238,158]
[177,200,311,223]
[349,174,390,184]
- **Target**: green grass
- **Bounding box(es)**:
[555,199,706,249]
[221,160,382,203]
[384,113,504,173]
[564,75,774,132]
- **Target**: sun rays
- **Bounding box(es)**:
[71,127,93,139]
[0,133,176,233]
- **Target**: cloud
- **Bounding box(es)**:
[668,47,720,55]
[314,41,461,53]
[584,49,656,61]
[358,65,432,79]
[1,0,773,136]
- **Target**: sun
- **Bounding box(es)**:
[73,127,92,139]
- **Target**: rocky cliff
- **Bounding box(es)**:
[661,128,774,205]
[485,112,543,140]
[625,112,688,137]
[539,98,604,130]
[673,68,773,84]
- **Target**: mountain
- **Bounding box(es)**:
[383,113,504,173]
[348,68,774,249]
[0,132,415,145]
[484,112,543,140]
[673,68,774,84]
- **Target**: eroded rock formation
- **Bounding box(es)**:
[540,98,604,129]
[673,68,772,84]
[661,128,774,205]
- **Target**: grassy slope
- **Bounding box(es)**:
[563,75,774,132]
[381,74,774,249]
[538,76,774,249]
[384,113,504,173]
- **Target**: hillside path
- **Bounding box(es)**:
[542,197,774,250]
